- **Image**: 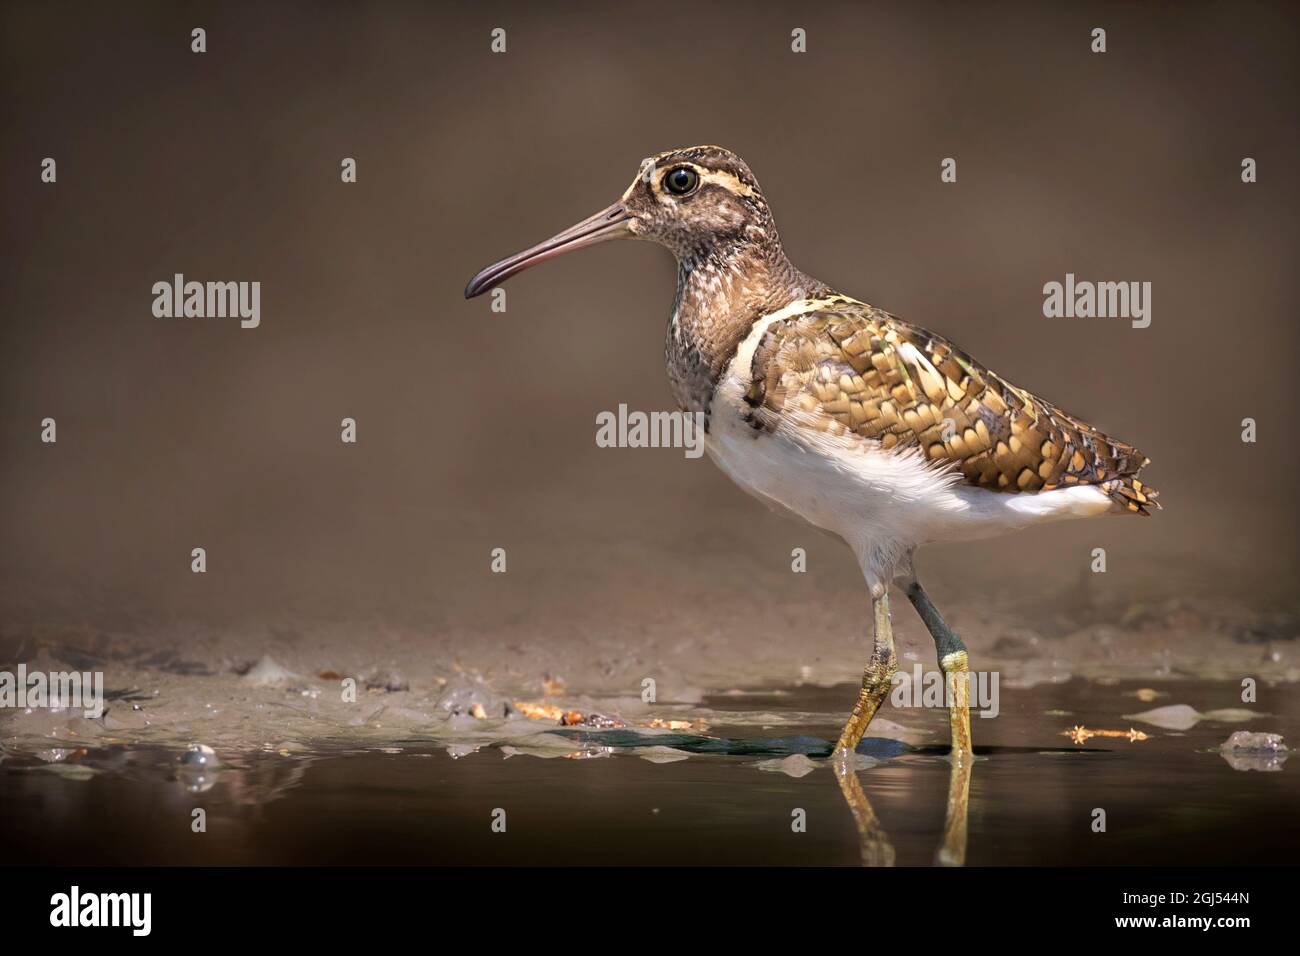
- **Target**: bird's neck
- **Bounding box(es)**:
[666,236,827,413]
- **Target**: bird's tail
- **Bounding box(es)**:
[1102,468,1161,516]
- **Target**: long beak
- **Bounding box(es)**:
[464,202,633,298]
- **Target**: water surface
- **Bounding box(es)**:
[1,678,1293,866]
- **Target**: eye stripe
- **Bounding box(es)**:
[637,161,759,205]
[646,162,756,200]
[697,168,756,197]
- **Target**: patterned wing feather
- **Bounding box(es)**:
[741,296,1159,513]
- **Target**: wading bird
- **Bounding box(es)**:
[466,145,1158,783]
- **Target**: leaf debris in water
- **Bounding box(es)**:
[1064,725,1149,744]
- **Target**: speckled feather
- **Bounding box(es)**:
[741,295,1160,514]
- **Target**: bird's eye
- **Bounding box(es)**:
[664,167,699,195]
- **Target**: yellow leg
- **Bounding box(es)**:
[940,649,973,756]
[832,580,974,867]
[937,650,974,864]
[834,591,897,755]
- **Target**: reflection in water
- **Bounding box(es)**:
[936,755,972,867]
[1218,731,1289,772]
[169,748,314,810]
[177,764,219,793]
[831,752,895,866]
[1219,750,1288,772]
[177,744,220,793]
[833,748,974,867]
[2,678,1296,866]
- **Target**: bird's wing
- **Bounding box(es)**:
[740,295,1159,513]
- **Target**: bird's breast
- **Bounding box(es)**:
[663,316,717,419]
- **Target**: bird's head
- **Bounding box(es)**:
[465,145,776,298]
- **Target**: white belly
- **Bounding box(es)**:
[705,304,1115,583]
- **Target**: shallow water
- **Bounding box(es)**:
[1,678,1294,866]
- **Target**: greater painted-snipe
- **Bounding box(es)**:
[466,144,1158,794]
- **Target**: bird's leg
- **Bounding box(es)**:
[902,576,973,756]
[895,564,975,864]
[834,587,897,755]
[830,583,897,865]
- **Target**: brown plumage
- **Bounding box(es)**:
[741,295,1160,514]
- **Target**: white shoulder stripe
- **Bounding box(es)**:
[728,297,844,381]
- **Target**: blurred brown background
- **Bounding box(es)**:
[2,1,1296,685]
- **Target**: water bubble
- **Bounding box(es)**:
[179,743,219,768]
[178,744,221,793]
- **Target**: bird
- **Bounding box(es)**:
[465,144,1159,770]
